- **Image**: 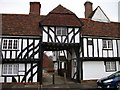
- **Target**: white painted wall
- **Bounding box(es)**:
[92,7,110,22]
[83,61,119,80]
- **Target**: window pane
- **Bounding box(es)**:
[8,40,12,49]
[13,40,18,49]
[8,65,12,74]
[13,64,18,74]
[56,27,61,35]
[105,61,116,72]
[2,64,18,75]
[88,40,93,45]
[108,40,112,48]
[103,40,107,48]
[3,64,7,74]
[56,27,67,35]
[3,40,7,49]
[61,28,67,35]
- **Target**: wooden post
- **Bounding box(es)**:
[52,73,55,84]
[38,41,44,86]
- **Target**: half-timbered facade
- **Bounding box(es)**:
[0,2,43,83]
[0,1,120,83]
[81,1,120,80]
[40,5,83,82]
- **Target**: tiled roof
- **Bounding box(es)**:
[2,14,43,36]
[40,5,82,27]
[81,18,120,38]
[1,5,120,38]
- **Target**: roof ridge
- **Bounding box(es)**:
[49,4,74,15]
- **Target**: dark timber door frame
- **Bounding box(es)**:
[39,42,82,84]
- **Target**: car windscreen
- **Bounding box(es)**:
[108,71,120,78]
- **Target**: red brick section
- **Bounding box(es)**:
[84,1,93,18]
[41,5,82,27]
[43,54,54,72]
[2,14,42,36]
[29,2,41,15]
[81,18,120,38]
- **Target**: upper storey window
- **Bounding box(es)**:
[2,39,19,50]
[102,40,112,49]
[56,27,67,36]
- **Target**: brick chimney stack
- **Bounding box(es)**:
[29,2,41,15]
[84,1,93,18]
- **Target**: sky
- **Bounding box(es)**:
[0,0,119,22]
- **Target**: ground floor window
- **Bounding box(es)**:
[105,61,116,72]
[2,64,18,75]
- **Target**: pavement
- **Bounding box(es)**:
[1,72,98,90]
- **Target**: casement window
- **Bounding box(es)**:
[56,27,67,36]
[2,64,18,75]
[88,38,93,45]
[102,40,112,49]
[2,39,19,50]
[105,61,116,72]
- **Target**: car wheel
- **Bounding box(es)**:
[117,83,120,90]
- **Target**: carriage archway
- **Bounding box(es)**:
[39,42,82,85]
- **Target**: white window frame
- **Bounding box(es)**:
[2,64,18,75]
[2,39,19,50]
[105,61,116,72]
[56,27,67,36]
[102,40,112,49]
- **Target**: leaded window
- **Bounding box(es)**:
[2,64,18,75]
[103,40,112,49]
[56,27,67,36]
[2,39,19,50]
[105,61,116,72]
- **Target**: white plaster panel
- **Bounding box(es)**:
[103,50,107,57]
[108,51,113,57]
[98,39,102,57]
[117,40,120,57]
[0,64,2,76]
[57,36,61,42]
[83,38,87,57]
[19,64,25,71]
[113,40,117,57]
[22,39,27,58]
[7,77,12,82]
[12,51,16,59]
[0,77,4,82]
[83,61,116,80]
[14,77,18,82]
[43,27,48,42]
[6,51,10,59]
[69,31,73,43]
[62,36,66,43]
[19,72,25,75]
[75,28,80,43]
[33,73,37,82]
[27,64,31,71]
[49,29,54,42]
[88,45,93,57]
[93,39,98,57]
